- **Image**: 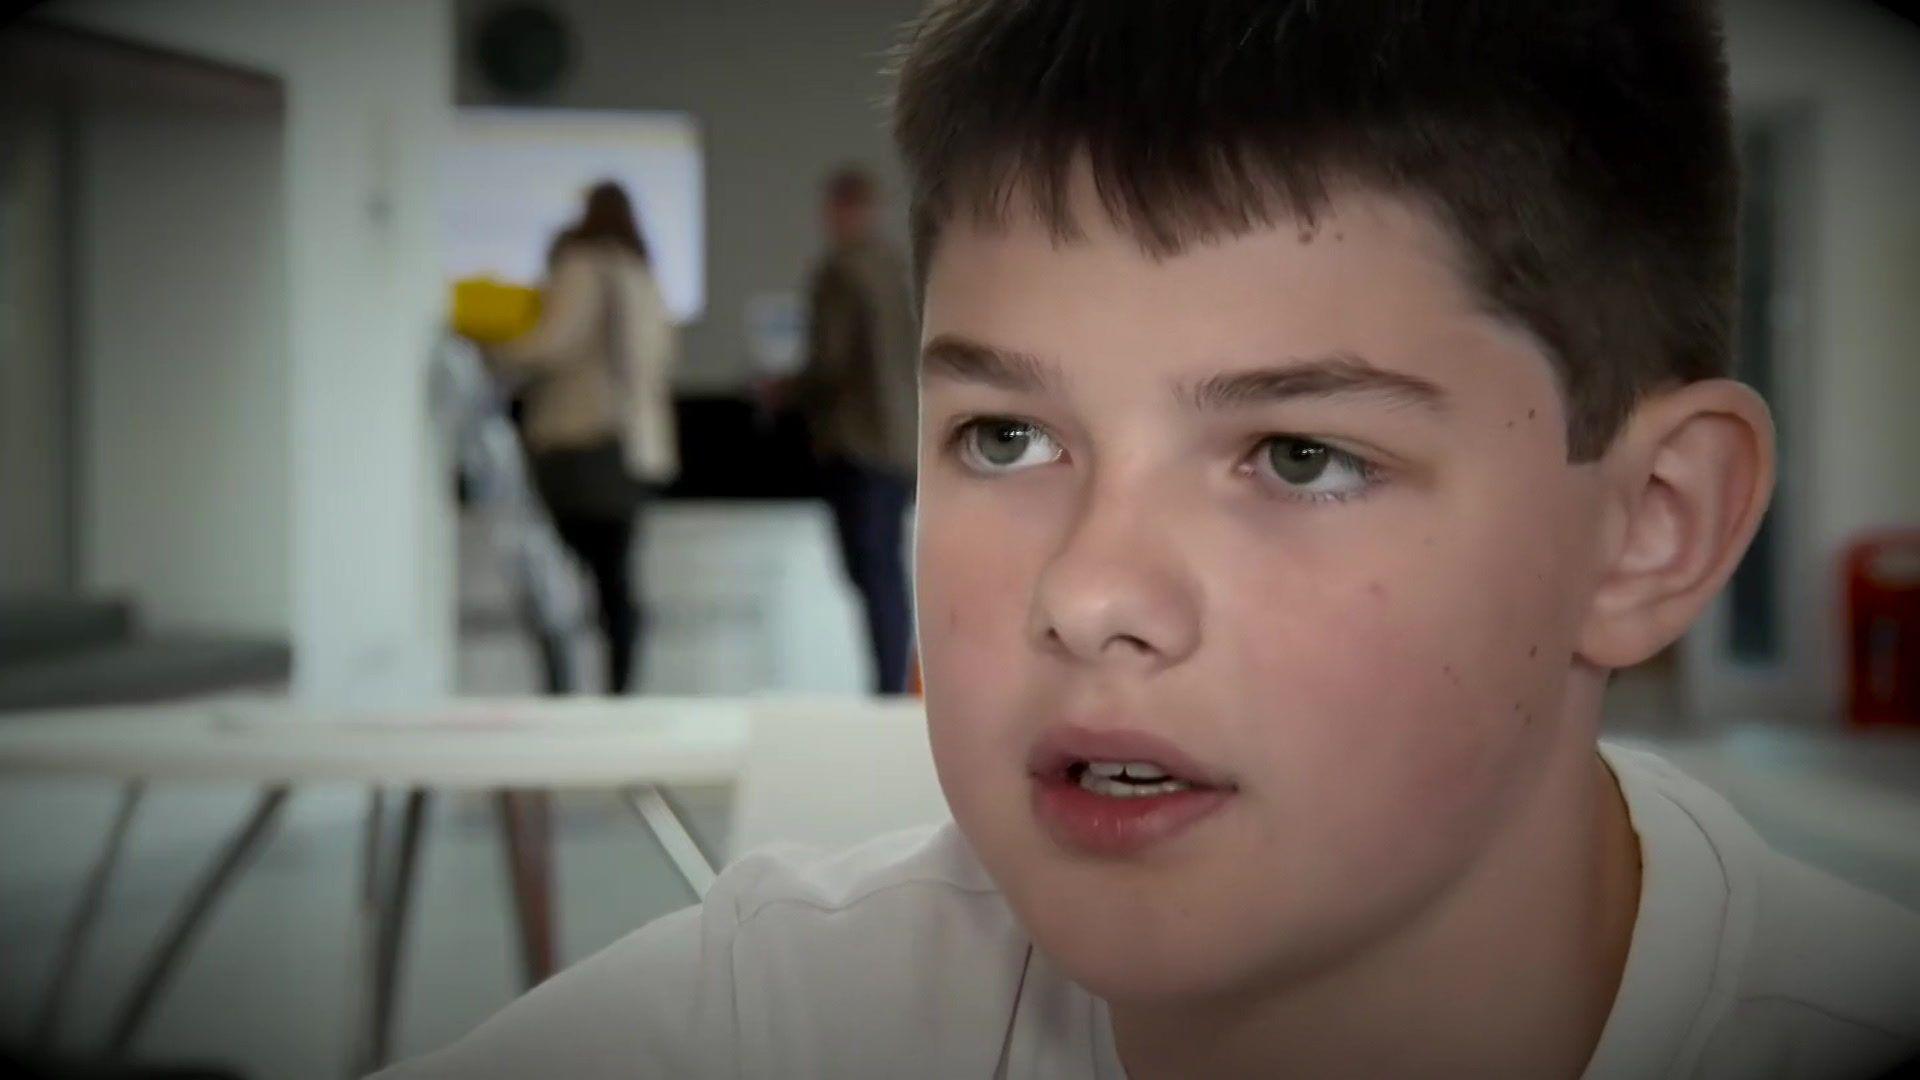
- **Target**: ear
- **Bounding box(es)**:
[1576,379,1776,669]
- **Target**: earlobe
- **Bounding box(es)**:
[1576,380,1776,670]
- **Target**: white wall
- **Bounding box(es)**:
[1727,0,1920,528]
[1684,0,1920,720]
[443,108,706,322]
[50,1,457,702]
[0,100,71,596]
[75,102,290,636]
[454,0,923,392]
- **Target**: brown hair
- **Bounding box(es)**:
[889,0,1739,460]
[568,179,650,264]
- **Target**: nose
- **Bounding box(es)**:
[1029,480,1202,672]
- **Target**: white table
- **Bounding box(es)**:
[0,696,751,1076]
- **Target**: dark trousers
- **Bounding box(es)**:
[551,513,641,694]
[822,460,914,694]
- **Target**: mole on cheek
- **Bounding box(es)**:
[1367,581,1387,599]
[1528,645,1538,658]
[1527,409,1537,420]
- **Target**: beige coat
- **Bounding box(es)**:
[491,241,679,483]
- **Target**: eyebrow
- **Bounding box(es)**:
[920,334,1060,393]
[1180,353,1448,413]
[922,333,1446,414]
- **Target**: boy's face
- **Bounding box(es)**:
[915,180,1611,1000]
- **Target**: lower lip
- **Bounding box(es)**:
[1031,774,1234,858]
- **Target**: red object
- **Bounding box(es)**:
[1845,530,1920,727]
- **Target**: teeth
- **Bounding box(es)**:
[1077,769,1193,798]
[1083,760,1174,782]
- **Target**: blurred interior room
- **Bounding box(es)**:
[0,1,1916,1078]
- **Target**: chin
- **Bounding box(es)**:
[997,856,1285,1003]
[1029,905,1265,1003]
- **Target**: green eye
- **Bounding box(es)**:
[1267,438,1330,485]
[976,422,1034,466]
[1258,436,1372,499]
[957,419,1061,474]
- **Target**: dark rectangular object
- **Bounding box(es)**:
[662,395,825,501]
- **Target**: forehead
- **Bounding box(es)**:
[921,184,1555,406]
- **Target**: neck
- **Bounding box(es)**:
[1112,674,1641,1079]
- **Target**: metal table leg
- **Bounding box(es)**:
[495,790,558,990]
[348,788,387,1076]
[106,784,291,1056]
[620,786,715,899]
[365,788,430,1073]
[33,780,145,1049]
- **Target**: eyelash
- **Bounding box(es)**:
[1239,437,1383,504]
[944,415,1062,472]
[944,416,1387,504]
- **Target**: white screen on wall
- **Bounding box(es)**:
[443,107,705,322]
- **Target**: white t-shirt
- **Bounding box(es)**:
[378,745,1920,1079]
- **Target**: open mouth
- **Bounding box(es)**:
[1028,727,1237,856]
[1029,725,1234,793]
[1063,759,1202,798]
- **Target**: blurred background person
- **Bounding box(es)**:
[779,166,920,694]
[486,180,678,695]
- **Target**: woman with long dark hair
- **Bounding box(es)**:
[489,181,677,693]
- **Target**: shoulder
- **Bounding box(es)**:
[376,823,1028,1079]
[839,239,909,281]
[554,240,644,277]
[713,822,1028,1021]
[817,241,906,283]
[810,249,858,293]
[694,823,1033,1075]
[719,816,1002,918]
[1602,743,1920,1077]
[544,244,610,291]
[1709,835,1920,1074]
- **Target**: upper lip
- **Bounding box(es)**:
[1028,723,1237,789]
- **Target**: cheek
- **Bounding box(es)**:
[914,492,1047,813]
[1222,584,1501,826]
[914,496,1036,688]
[1216,515,1574,872]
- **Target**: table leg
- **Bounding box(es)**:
[494,790,558,989]
[347,788,387,1077]
[367,788,430,1071]
[620,786,714,899]
[106,784,291,1056]
[32,779,145,1049]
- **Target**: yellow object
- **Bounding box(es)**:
[450,277,542,344]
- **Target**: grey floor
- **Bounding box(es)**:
[0,775,732,1079]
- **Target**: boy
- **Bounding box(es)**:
[383,1,1920,1076]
